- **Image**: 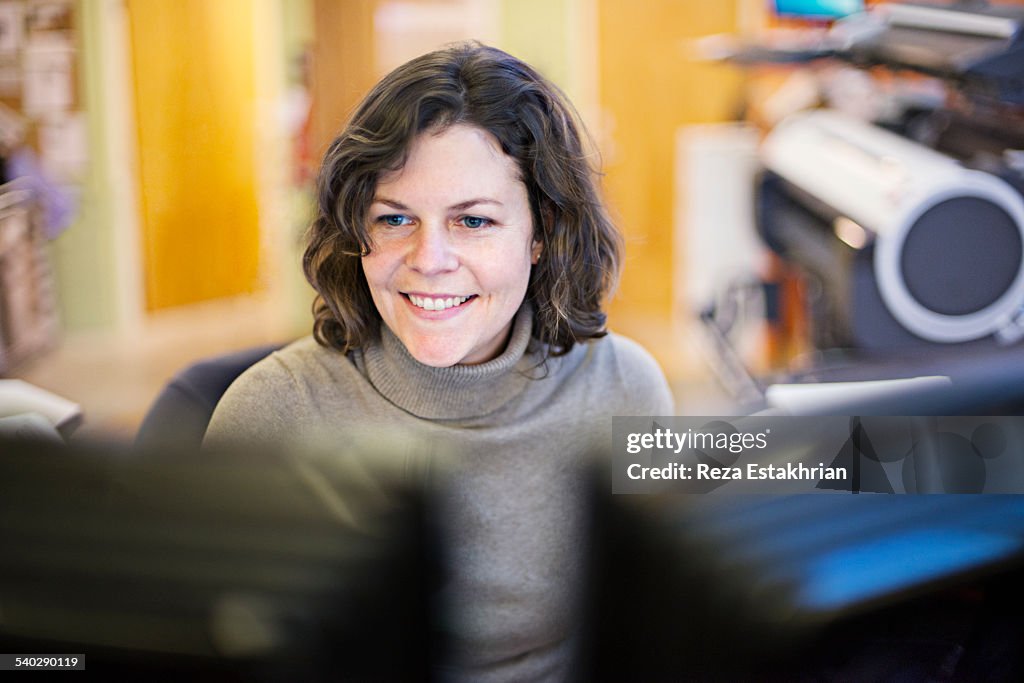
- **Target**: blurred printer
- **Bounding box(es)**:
[751,1,1024,352]
[757,109,1024,350]
[726,1,1024,104]
[837,1,1024,105]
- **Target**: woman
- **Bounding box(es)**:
[206,43,672,681]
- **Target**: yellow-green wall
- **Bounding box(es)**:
[56,0,314,333]
[50,0,122,332]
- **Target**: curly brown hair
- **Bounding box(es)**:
[303,42,622,356]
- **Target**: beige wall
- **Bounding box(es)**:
[597,0,745,328]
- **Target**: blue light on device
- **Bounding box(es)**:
[774,0,865,20]
[797,529,1023,611]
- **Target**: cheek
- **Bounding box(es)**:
[360,250,392,290]
[360,258,393,317]
[360,258,393,322]
[483,246,534,298]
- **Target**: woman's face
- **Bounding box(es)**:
[362,124,541,367]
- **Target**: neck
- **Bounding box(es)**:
[361,303,538,419]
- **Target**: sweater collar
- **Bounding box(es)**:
[361,303,538,420]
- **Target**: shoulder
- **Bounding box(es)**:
[599,333,666,378]
[572,333,675,415]
[239,336,344,389]
[215,336,334,403]
[204,336,350,448]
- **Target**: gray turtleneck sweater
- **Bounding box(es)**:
[205,306,673,681]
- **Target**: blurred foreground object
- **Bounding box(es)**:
[583,473,1024,681]
[0,436,438,681]
[6,431,1024,680]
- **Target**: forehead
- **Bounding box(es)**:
[375,124,524,197]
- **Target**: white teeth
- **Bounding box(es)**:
[408,294,471,311]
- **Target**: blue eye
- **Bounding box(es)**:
[461,216,491,229]
[378,215,411,227]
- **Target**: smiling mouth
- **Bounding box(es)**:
[403,293,477,311]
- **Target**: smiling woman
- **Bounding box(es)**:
[363,124,540,367]
[205,43,673,681]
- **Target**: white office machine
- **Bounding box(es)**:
[759,109,1024,347]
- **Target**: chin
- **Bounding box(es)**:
[413,352,462,368]
[404,339,469,368]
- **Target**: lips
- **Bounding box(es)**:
[403,293,477,311]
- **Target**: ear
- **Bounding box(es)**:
[533,201,553,265]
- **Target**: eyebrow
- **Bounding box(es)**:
[373,197,504,211]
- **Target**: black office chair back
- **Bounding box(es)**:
[134,344,281,451]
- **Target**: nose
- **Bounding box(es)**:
[406,223,458,275]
